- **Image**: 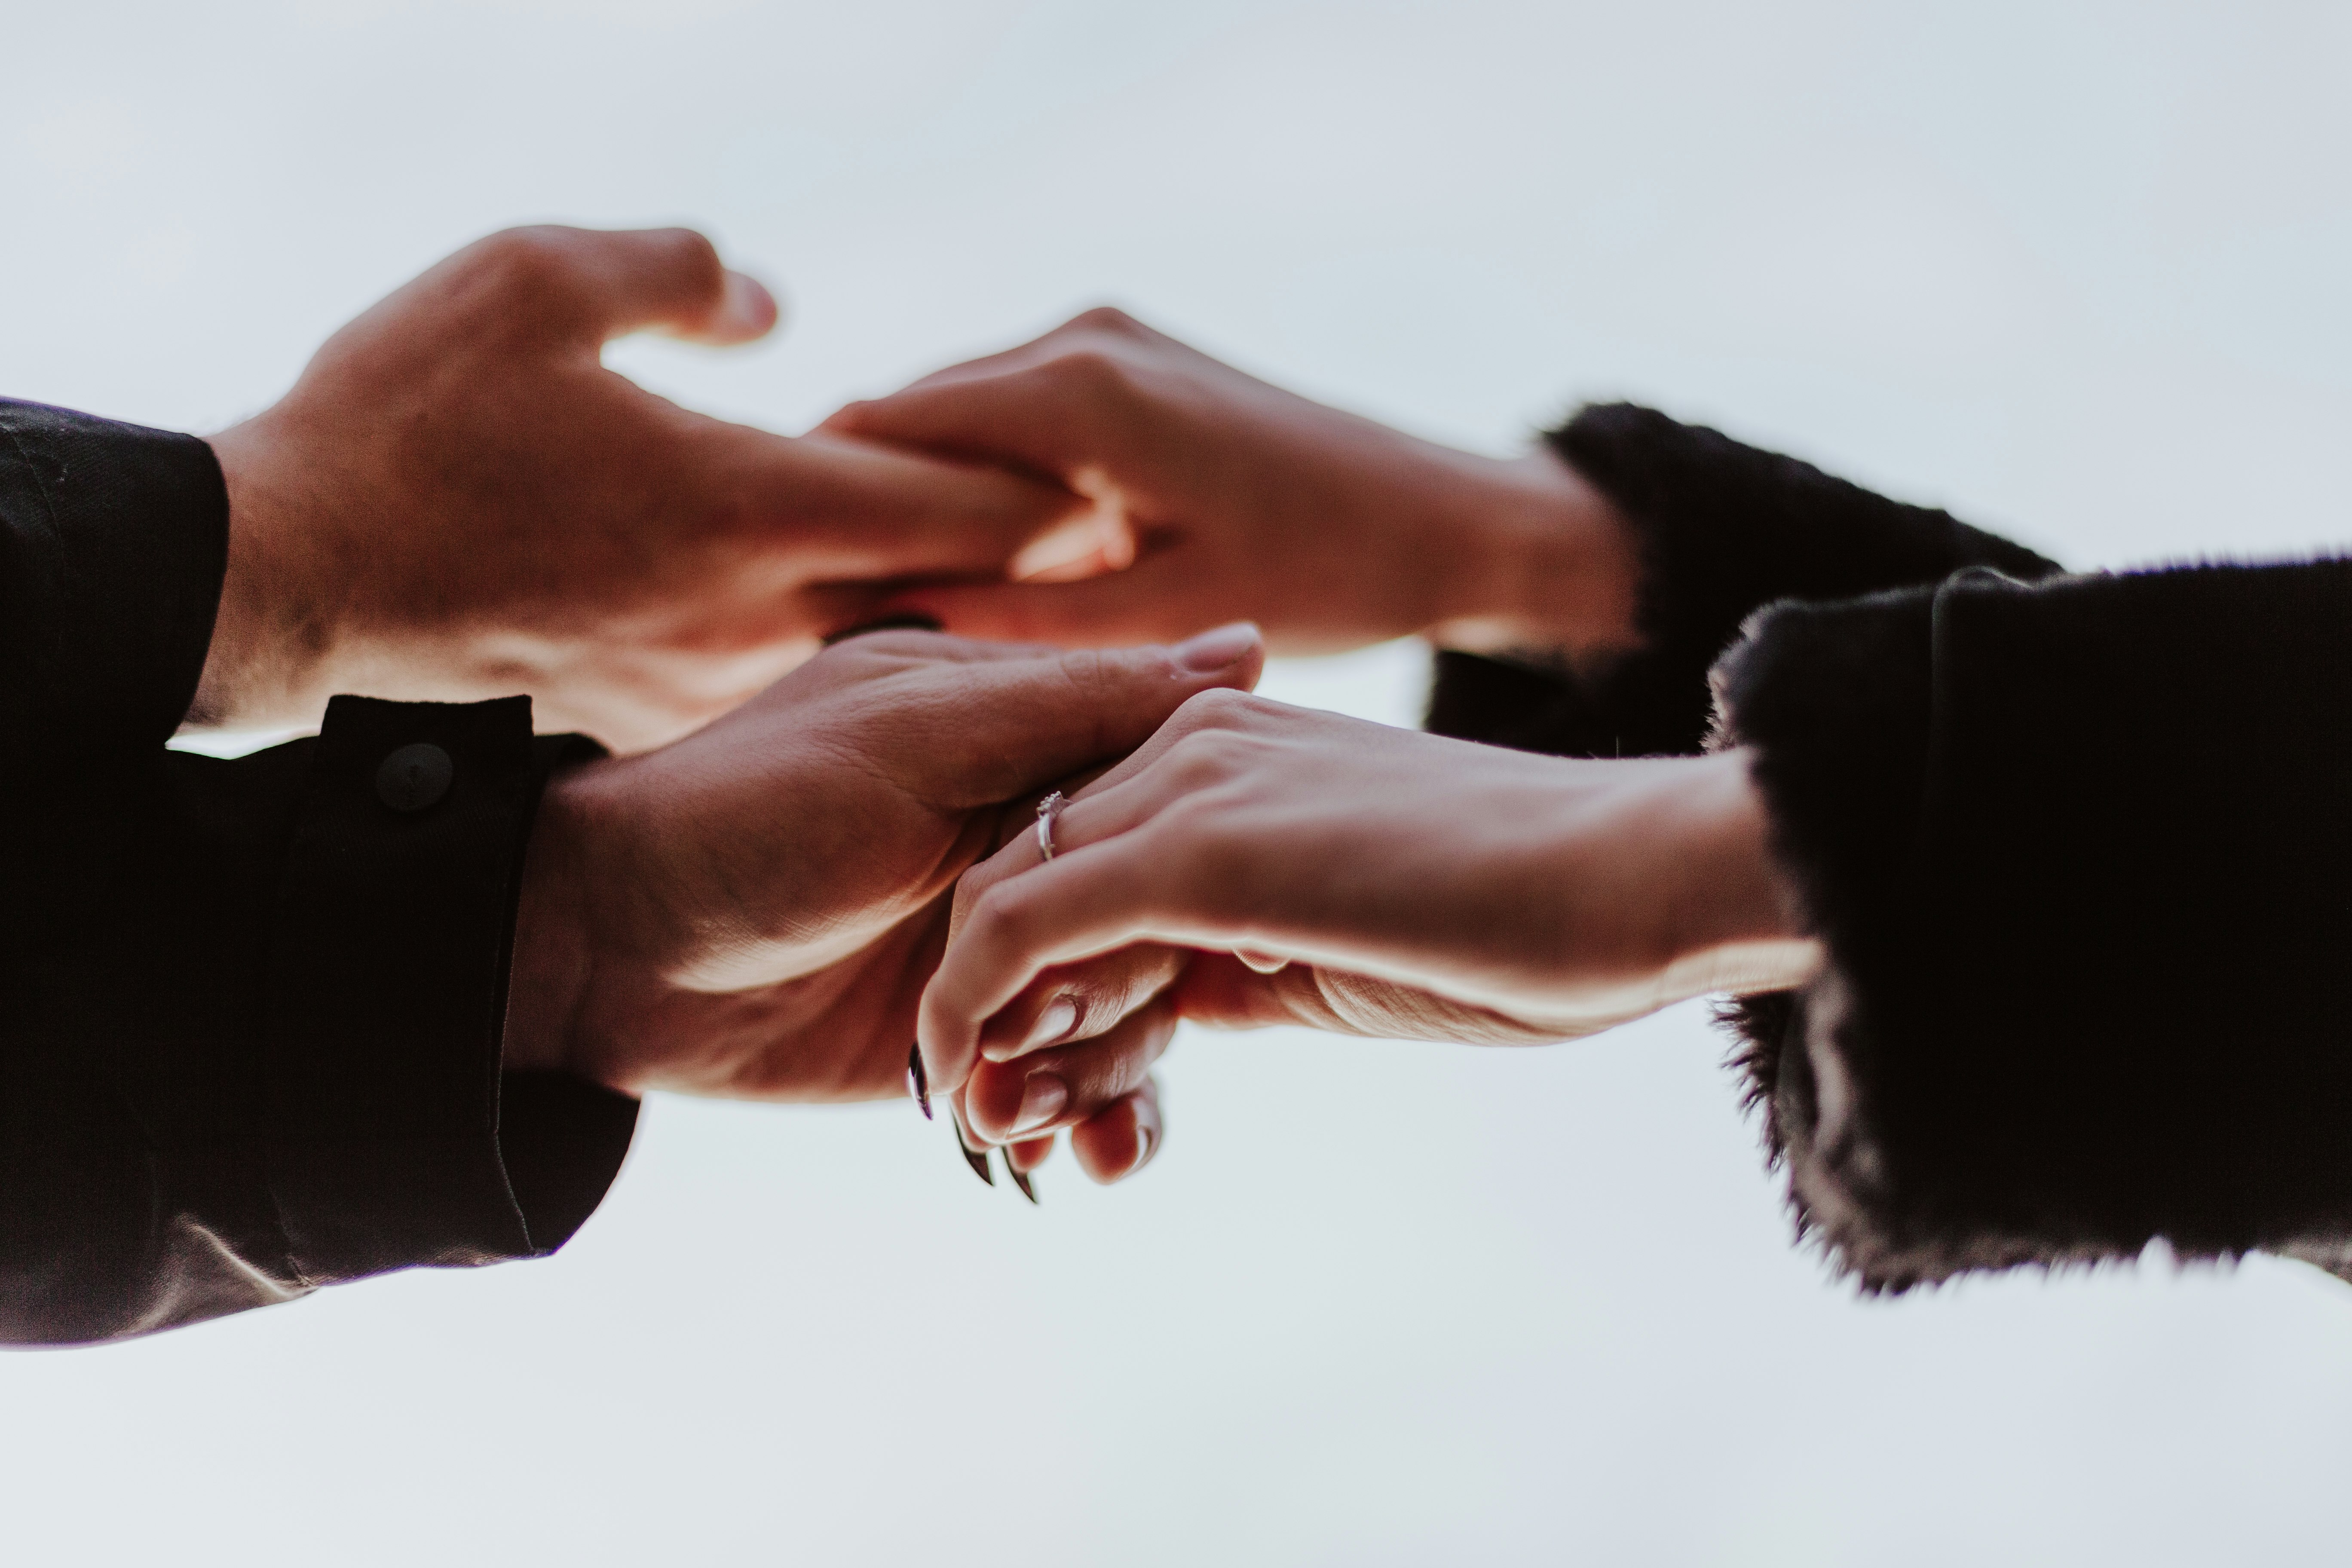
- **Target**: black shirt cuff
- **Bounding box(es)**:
[261,695,635,1283]
[0,398,227,752]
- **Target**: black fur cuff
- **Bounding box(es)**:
[1715,561,2352,1289]
[1428,404,2056,760]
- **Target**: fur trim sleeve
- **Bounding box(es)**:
[1714,560,2352,1288]
[1427,403,2058,759]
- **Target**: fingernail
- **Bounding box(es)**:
[906,1042,931,1120]
[1007,1161,1039,1205]
[1023,998,1079,1053]
[1008,1074,1071,1139]
[1173,621,1259,673]
[1131,1121,1156,1174]
[955,1118,995,1187]
[712,271,779,338]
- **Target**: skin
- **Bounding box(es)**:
[503,624,1267,1175]
[825,306,1646,668]
[843,310,1813,1180]
[196,224,1088,752]
[916,693,1824,1145]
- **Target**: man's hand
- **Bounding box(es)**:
[196,226,1088,751]
[826,307,1645,662]
[502,624,1265,1141]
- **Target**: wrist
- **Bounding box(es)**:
[1428,447,1645,670]
[191,413,341,728]
[1652,750,1822,998]
[505,763,598,1078]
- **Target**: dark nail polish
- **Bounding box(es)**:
[1007,1161,1039,1205]
[955,1119,995,1187]
[906,1043,931,1120]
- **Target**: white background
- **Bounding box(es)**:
[7,2,2352,1563]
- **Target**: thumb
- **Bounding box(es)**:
[895,623,1265,806]
[659,269,780,346]
[466,224,782,347]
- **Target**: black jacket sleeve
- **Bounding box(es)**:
[0,398,637,1345]
[1715,562,2352,1289]
[1426,403,2061,758]
[1433,401,2352,1286]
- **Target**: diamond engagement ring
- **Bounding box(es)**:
[1035,790,1068,861]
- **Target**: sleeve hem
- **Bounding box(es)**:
[258,699,633,1284]
[1426,403,2059,760]
[1711,560,2352,1289]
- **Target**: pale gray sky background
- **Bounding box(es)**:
[6,2,2352,1564]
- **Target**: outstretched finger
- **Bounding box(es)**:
[690,425,1090,583]
[452,224,781,348]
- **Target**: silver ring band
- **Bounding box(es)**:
[1035,790,1067,862]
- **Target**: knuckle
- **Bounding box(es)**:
[648,226,723,290]
[472,225,578,293]
[970,876,1048,950]
[1170,685,1254,731]
[1166,727,1253,784]
[1068,304,1144,336]
[949,854,1011,923]
[1038,347,1133,402]
[1054,646,1112,693]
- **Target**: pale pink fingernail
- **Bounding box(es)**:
[1023,998,1079,1052]
[1008,1074,1070,1138]
[713,272,780,338]
[1173,621,1259,673]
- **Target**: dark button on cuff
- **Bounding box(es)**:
[375,742,455,812]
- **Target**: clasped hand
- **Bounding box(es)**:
[914,697,1823,1179]
[191,227,1821,1195]
[502,624,1267,1164]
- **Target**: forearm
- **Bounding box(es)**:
[1425,447,1646,671]
[1512,747,1822,1027]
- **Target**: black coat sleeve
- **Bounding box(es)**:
[1715,561,2352,1289]
[1427,403,2352,1286]
[1426,403,2061,758]
[0,398,637,1345]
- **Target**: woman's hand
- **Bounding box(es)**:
[917,692,1824,1173]
[826,308,1645,663]
[502,625,1265,1150]
[198,225,1087,752]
